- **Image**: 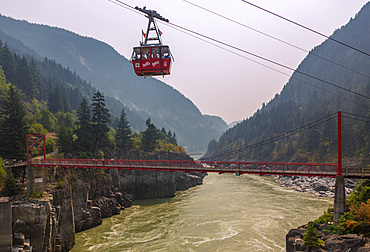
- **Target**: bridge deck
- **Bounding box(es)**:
[28,158,370,178]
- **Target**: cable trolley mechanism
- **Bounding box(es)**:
[131,6,173,77]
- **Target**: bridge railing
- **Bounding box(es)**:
[30,159,340,177]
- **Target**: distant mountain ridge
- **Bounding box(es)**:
[0,14,227,153]
[204,2,369,160]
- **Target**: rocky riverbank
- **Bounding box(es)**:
[280,175,369,251]
[9,150,206,251]
[286,222,370,251]
[274,175,357,198]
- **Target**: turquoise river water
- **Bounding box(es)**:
[71,173,332,251]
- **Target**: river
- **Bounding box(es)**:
[71,173,332,251]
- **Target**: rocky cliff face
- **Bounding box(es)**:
[110,150,206,200]
[11,151,206,251]
[12,198,56,252]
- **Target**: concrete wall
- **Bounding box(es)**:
[0,197,12,252]
[334,175,346,226]
[27,165,46,195]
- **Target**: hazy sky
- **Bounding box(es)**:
[0,0,367,123]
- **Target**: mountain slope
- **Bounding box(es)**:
[204,2,370,161]
[0,14,227,153]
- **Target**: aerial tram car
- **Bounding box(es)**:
[131,6,173,77]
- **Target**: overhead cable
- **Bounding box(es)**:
[241,0,370,57]
[110,0,370,101]
[160,19,369,110]
[163,20,370,100]
[183,0,370,79]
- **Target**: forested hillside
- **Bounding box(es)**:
[0,14,227,153]
[0,38,145,131]
[0,40,187,162]
[204,3,370,162]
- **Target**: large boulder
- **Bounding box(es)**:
[324,234,367,252]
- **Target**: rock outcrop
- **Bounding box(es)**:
[286,223,370,252]
[275,176,357,198]
[12,196,59,252]
[110,150,206,200]
[53,167,133,233]
[10,150,206,251]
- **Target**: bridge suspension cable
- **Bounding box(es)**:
[183,0,370,79]
[241,0,370,58]
[206,112,338,160]
[342,112,370,124]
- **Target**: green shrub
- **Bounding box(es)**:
[314,207,333,225]
[334,211,354,235]
[29,122,48,135]
[334,199,370,235]
[55,180,65,189]
[78,152,93,159]
[0,158,6,189]
[303,222,324,248]
[30,190,44,198]
[1,168,18,196]
[96,149,104,159]
[46,138,56,153]
[347,180,370,208]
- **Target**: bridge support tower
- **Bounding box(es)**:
[26,135,46,196]
[333,111,345,226]
[0,197,12,251]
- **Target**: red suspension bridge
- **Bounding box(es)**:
[22,111,369,226]
[27,111,369,178]
[29,158,369,178]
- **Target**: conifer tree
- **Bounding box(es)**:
[2,168,18,196]
[171,132,177,145]
[56,123,73,154]
[48,85,63,114]
[16,56,35,98]
[161,127,167,136]
[91,91,110,153]
[0,43,16,84]
[75,98,93,151]
[303,222,323,248]
[115,108,133,151]
[0,85,29,160]
[141,117,159,152]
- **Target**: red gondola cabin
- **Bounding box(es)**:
[131,45,172,76]
[130,6,173,77]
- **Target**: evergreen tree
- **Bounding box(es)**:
[0,85,29,160]
[91,91,110,153]
[28,59,46,101]
[61,87,71,113]
[171,132,177,145]
[56,123,73,154]
[48,85,63,114]
[141,117,159,152]
[167,130,172,139]
[15,56,35,98]
[2,168,18,196]
[75,98,93,151]
[115,108,133,151]
[303,222,323,248]
[0,43,16,84]
[161,127,167,136]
